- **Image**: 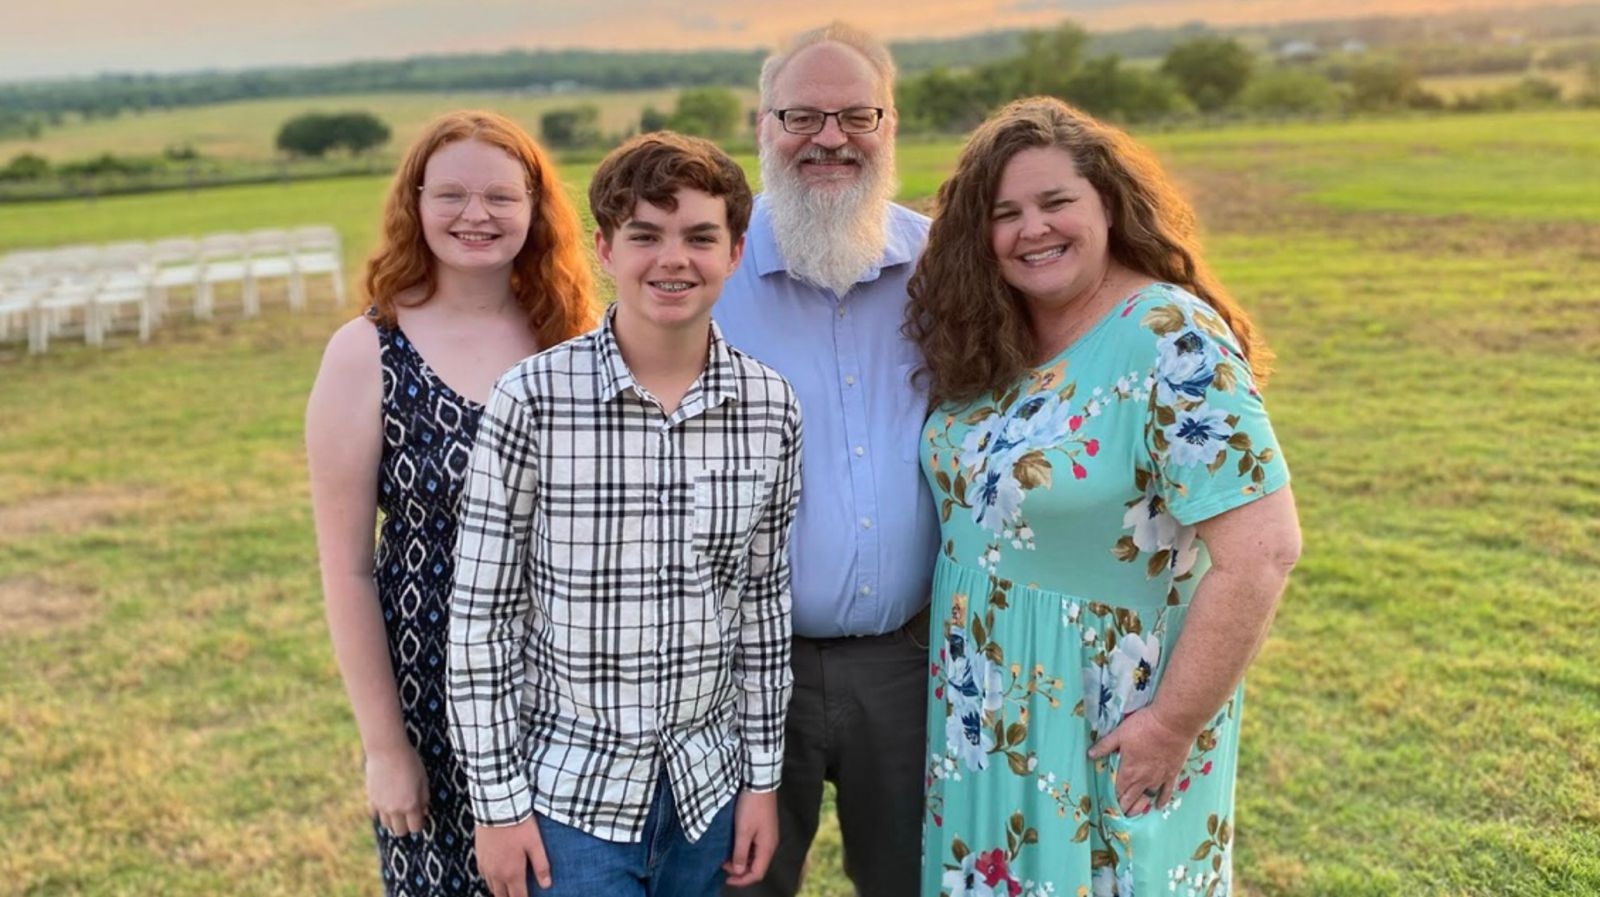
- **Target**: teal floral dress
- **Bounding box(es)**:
[920,284,1290,897]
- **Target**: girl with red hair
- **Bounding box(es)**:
[306,110,597,896]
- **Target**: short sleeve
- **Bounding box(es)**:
[1140,291,1290,526]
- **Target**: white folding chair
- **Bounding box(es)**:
[35,245,101,278]
[0,284,49,354]
[290,225,345,309]
[149,237,201,322]
[245,228,298,311]
[34,276,100,351]
[90,259,155,345]
[196,233,253,319]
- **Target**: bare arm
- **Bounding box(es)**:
[306,318,428,835]
[1151,485,1301,736]
[1090,486,1301,814]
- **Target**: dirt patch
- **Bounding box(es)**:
[0,488,153,538]
[0,578,96,636]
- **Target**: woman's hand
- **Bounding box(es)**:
[1087,705,1193,817]
[365,743,431,838]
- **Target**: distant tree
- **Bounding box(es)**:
[56,153,162,178]
[1582,58,1600,107]
[668,87,742,139]
[540,104,602,148]
[163,143,202,161]
[0,152,51,182]
[329,112,391,154]
[1454,76,1566,112]
[900,65,992,132]
[276,111,390,157]
[899,23,1091,132]
[1237,67,1341,115]
[638,105,670,133]
[1344,59,1425,111]
[1065,56,1194,122]
[1161,36,1256,112]
[1005,23,1091,99]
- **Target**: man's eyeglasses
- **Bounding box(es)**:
[769,107,885,136]
[416,181,533,217]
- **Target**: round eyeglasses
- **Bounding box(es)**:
[769,107,885,136]
[417,180,533,217]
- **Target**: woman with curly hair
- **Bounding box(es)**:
[306,110,597,896]
[905,97,1300,897]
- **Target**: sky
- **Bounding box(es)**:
[1,0,1582,83]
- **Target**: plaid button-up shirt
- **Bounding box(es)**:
[448,312,802,843]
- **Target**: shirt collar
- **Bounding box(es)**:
[748,193,918,283]
[593,305,741,410]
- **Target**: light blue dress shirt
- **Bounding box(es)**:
[713,194,940,638]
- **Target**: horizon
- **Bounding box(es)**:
[4,0,1593,85]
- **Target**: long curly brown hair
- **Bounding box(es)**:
[364,110,598,347]
[905,97,1272,409]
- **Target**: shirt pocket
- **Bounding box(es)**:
[692,467,768,561]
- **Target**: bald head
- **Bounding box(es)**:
[759,21,896,113]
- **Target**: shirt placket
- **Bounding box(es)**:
[651,410,678,729]
[833,297,881,632]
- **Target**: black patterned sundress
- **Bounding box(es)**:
[370,318,487,896]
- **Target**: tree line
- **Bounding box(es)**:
[3,3,1595,130]
[894,24,1600,131]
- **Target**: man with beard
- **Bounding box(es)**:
[714,22,938,897]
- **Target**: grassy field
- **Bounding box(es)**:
[0,88,758,164]
[2,109,1598,896]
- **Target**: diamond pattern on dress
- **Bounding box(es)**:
[370,322,490,897]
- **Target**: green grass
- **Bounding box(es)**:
[2,109,1599,896]
[1150,109,1600,221]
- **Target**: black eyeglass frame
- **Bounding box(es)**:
[768,106,886,136]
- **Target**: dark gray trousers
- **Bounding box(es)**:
[726,609,931,897]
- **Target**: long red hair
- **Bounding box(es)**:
[364,109,598,347]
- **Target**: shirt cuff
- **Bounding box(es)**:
[743,748,784,792]
[469,774,535,827]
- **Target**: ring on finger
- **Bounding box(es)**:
[1142,786,1160,798]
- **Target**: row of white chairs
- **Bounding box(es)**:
[0,226,346,354]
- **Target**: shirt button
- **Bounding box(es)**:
[859,585,872,596]
[844,375,856,386]
[860,517,872,529]
[659,491,670,506]
[658,566,669,578]
[853,445,865,457]
[837,307,846,318]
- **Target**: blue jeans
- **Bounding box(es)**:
[528,775,736,897]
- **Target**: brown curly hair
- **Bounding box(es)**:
[588,131,753,243]
[905,97,1272,409]
[364,109,598,347]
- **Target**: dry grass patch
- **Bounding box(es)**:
[0,488,155,539]
[0,577,97,636]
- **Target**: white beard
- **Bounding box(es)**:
[760,143,898,297]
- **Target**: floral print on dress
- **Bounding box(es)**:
[920,284,1289,897]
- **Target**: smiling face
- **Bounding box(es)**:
[598,187,744,336]
[759,41,893,193]
[417,138,532,274]
[989,146,1114,313]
